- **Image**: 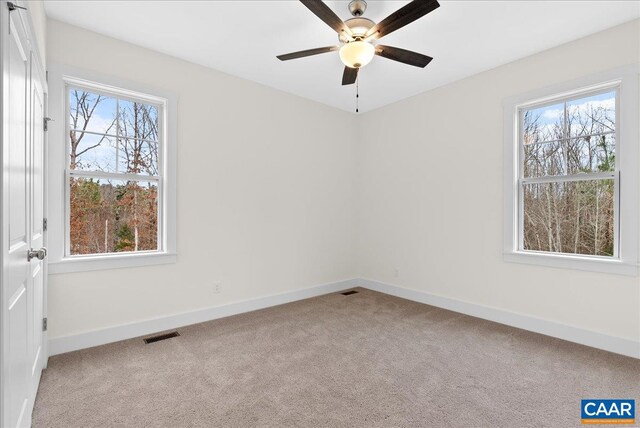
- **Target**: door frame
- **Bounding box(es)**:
[29,27,48,368]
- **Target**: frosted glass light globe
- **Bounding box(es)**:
[339,41,375,69]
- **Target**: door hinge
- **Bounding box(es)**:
[43,318,47,332]
[43,117,53,132]
[7,2,27,11]
[43,218,47,232]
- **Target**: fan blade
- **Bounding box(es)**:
[366,0,440,40]
[342,66,358,85]
[277,46,339,61]
[375,45,433,68]
[300,0,353,38]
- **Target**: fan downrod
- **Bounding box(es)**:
[348,0,367,17]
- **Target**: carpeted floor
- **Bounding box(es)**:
[33,288,640,427]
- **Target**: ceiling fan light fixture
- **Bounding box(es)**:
[277,0,440,86]
[339,41,375,69]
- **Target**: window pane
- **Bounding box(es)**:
[567,91,615,138]
[523,180,614,257]
[70,178,158,255]
[68,88,117,135]
[523,141,565,177]
[566,134,615,174]
[523,103,564,145]
[70,132,117,172]
[118,139,159,176]
[118,100,159,141]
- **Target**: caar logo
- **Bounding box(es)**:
[581,399,635,425]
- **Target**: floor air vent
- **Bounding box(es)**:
[144,331,180,344]
[341,290,359,296]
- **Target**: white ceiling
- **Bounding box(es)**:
[44,1,640,113]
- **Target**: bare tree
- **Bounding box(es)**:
[522,95,615,257]
[69,90,117,170]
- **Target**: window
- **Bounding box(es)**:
[520,89,617,257]
[67,86,161,256]
[47,66,176,273]
[504,67,639,275]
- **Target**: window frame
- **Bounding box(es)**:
[503,66,639,276]
[48,64,177,273]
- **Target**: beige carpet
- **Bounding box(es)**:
[33,288,640,427]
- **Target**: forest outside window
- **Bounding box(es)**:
[518,88,618,258]
[66,84,164,257]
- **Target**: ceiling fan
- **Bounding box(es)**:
[277,0,440,86]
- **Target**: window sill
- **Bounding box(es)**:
[48,252,177,274]
[503,251,638,276]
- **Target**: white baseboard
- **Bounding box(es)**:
[48,278,360,356]
[49,277,639,359]
[359,278,640,359]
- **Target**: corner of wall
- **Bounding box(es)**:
[27,0,47,67]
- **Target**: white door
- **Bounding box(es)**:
[3,9,31,428]
[2,4,47,427]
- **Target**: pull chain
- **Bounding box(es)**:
[356,74,359,113]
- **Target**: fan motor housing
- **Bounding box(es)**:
[339,17,375,43]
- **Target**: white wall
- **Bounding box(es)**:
[26,0,46,67]
[46,19,358,340]
[356,20,640,342]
